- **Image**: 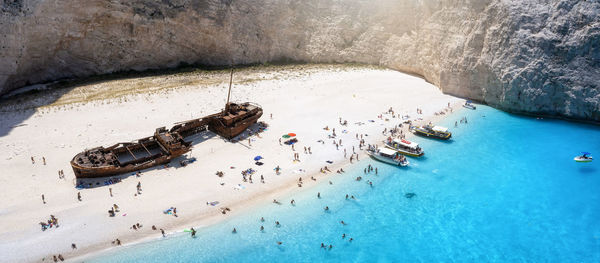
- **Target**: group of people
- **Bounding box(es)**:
[39,215,59,231]
[108,204,120,217]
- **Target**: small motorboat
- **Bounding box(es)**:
[574,152,593,163]
[366,146,409,166]
[463,100,476,110]
[384,138,424,157]
[410,125,452,140]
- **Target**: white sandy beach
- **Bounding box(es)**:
[0,66,462,262]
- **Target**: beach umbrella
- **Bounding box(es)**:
[254,156,263,161]
[288,133,296,137]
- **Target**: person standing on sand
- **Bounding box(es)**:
[42,157,46,165]
[173,207,177,217]
[248,138,251,146]
[42,194,46,204]
[71,243,77,249]
[77,192,82,201]
[308,147,312,154]
[109,187,113,197]
[31,156,35,164]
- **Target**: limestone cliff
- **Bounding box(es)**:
[1,0,599,121]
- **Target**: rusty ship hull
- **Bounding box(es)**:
[209,102,263,140]
[71,128,192,178]
[71,148,187,178]
[71,102,262,178]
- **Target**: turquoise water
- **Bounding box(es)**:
[91,106,600,262]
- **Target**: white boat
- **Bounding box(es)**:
[463,100,476,110]
[384,138,424,157]
[574,152,593,163]
[366,147,409,166]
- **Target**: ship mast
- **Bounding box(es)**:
[225,68,233,113]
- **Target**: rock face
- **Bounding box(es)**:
[1,0,599,121]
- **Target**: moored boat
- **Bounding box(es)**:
[410,125,452,140]
[463,100,476,110]
[574,152,593,163]
[366,146,409,166]
[384,138,424,157]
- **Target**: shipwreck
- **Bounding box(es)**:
[71,70,263,178]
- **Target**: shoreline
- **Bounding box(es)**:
[71,102,465,262]
[0,66,464,263]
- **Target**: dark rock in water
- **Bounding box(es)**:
[405,193,416,198]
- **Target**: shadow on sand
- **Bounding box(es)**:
[73,154,198,189]
[0,63,271,138]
